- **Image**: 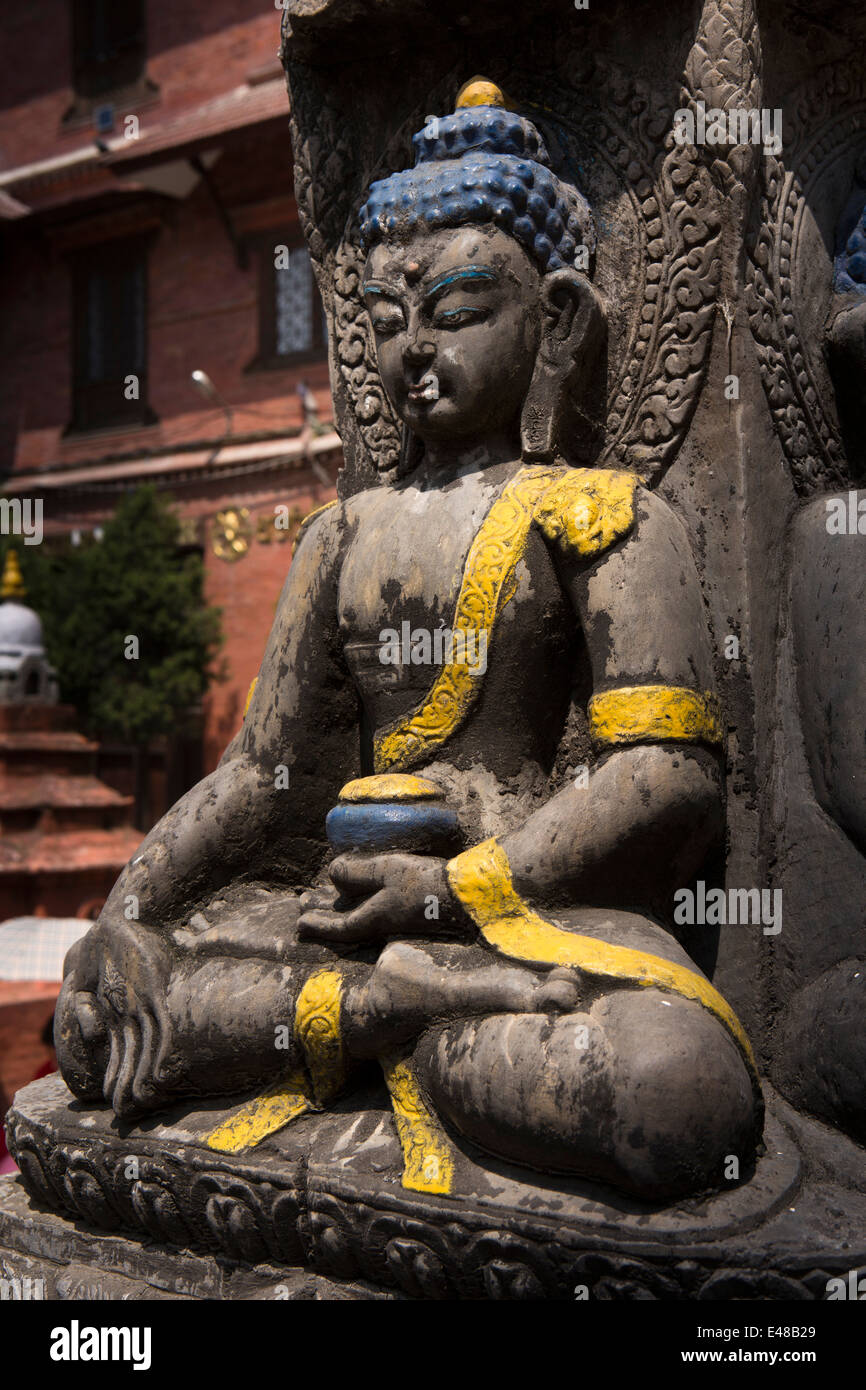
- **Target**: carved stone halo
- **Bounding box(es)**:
[330,56,721,493]
[746,55,866,496]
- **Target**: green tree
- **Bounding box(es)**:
[1,487,223,819]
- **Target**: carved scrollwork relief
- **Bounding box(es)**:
[2,1105,838,1300]
[746,57,866,494]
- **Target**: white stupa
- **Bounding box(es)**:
[0,551,59,705]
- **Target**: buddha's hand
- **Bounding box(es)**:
[56,917,173,1120]
[297,853,470,945]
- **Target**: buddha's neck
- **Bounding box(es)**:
[415,432,519,486]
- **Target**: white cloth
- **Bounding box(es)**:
[0,916,89,981]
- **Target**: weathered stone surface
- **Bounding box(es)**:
[0,1173,394,1301]
[6,1073,866,1298]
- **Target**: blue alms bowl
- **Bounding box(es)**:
[325,801,462,856]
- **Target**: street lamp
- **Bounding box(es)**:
[190,369,233,438]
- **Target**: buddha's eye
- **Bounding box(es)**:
[432,306,489,329]
[370,307,406,336]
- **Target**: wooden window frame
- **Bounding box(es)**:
[246,231,327,373]
[70,0,148,102]
[64,0,157,130]
[66,234,158,437]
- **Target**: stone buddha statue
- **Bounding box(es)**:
[771,180,866,1142]
[56,82,762,1202]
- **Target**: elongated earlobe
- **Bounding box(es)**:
[520,364,560,461]
[520,271,605,463]
[396,425,424,477]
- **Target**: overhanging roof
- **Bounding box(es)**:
[0,77,289,200]
[4,429,342,495]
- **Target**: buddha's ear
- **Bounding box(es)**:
[520,269,605,463]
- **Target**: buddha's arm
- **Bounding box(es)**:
[99,504,360,930]
[494,487,724,914]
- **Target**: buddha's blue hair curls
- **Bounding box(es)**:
[358,96,596,275]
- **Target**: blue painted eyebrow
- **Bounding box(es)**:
[423,266,498,304]
[361,281,399,299]
[362,267,499,303]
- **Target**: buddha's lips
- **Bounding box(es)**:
[407,373,440,403]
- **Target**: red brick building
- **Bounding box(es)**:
[0,0,341,790]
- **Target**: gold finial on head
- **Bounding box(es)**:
[1,550,26,601]
[455,76,507,110]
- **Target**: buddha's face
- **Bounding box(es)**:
[363,225,542,447]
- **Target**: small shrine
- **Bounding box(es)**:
[0,551,58,706]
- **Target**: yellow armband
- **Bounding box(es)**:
[588,685,723,747]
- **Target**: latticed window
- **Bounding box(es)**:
[254,236,326,368]
[275,248,316,356]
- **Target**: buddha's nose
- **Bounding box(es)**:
[404,330,435,367]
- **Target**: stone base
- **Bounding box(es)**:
[5,1074,866,1299]
[0,1176,394,1300]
